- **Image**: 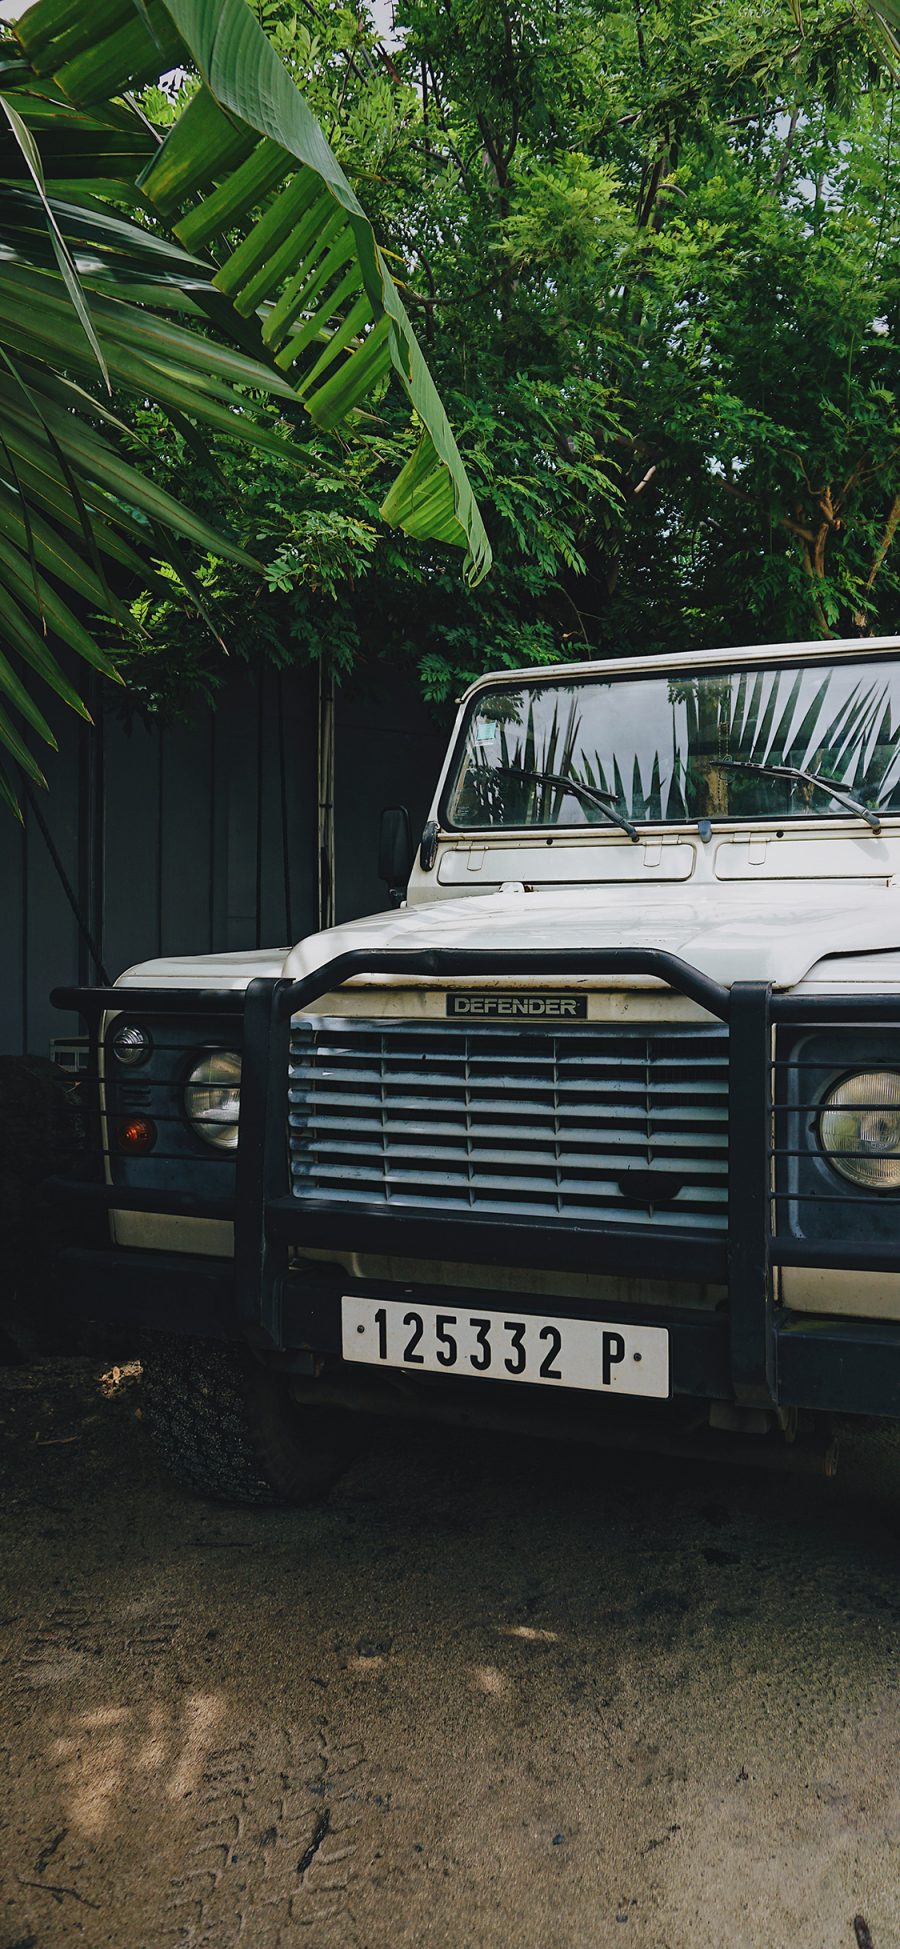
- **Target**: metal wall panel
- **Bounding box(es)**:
[335,662,447,924]
[21,699,85,1058]
[102,707,163,982]
[0,784,25,1055]
[0,659,447,1057]
[160,711,215,955]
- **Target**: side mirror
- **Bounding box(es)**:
[379,805,412,901]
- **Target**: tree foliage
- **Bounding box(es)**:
[0,0,490,811]
[126,0,900,721]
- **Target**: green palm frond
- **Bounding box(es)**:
[0,0,491,811]
[0,177,286,804]
[866,0,900,62]
[9,0,491,581]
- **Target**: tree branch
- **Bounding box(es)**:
[864,489,900,593]
[716,476,817,543]
[769,103,800,194]
[424,60,474,188]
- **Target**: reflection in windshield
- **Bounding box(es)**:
[446,661,900,829]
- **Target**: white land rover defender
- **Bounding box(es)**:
[54,636,900,1501]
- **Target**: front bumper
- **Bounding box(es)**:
[51,947,900,1421]
[57,1242,900,1418]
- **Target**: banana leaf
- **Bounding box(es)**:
[0,0,491,809]
[10,0,492,581]
[868,0,900,58]
[0,194,291,795]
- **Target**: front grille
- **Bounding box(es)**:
[287,1017,729,1231]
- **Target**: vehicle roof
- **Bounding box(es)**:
[458,635,900,705]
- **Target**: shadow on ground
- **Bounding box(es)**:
[1,1358,898,1949]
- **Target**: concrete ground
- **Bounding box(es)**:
[0,1358,898,1949]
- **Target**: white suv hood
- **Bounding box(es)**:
[117,880,900,995]
[284,879,900,992]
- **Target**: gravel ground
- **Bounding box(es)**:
[1,1357,899,1949]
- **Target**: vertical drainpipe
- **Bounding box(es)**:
[317,661,335,932]
[79,670,105,989]
[255,666,264,950]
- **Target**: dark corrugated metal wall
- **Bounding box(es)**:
[0,663,447,1056]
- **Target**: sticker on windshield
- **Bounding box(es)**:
[473,719,498,745]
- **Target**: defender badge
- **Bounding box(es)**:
[446,993,587,1018]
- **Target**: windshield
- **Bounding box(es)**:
[445,658,900,830]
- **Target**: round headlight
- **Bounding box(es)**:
[819,1070,900,1189]
[111,1023,152,1067]
[184,1050,242,1151]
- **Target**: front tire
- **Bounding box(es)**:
[140,1336,356,1506]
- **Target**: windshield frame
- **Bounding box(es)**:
[438,651,900,836]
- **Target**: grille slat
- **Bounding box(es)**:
[292,1122,728,1146]
[288,1016,729,1231]
[288,1062,727,1091]
[288,1088,727,1118]
[290,1150,729,1186]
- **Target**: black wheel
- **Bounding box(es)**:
[140,1336,358,1506]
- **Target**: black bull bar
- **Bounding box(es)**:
[52,948,900,1419]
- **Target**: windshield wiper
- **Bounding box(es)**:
[718,758,882,832]
[494,766,641,841]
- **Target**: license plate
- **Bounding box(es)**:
[341,1297,669,1399]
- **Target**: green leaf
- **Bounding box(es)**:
[0,0,494,813]
[381,431,469,554]
[0,697,49,786]
[144,0,491,577]
[0,93,156,188]
[0,617,58,746]
[866,0,900,63]
[174,136,291,253]
[0,487,116,610]
[0,92,109,385]
[134,79,257,215]
[51,9,184,105]
[12,0,492,576]
[0,755,24,821]
[0,527,113,684]
[0,378,261,566]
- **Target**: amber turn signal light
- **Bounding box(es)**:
[116,1116,157,1154]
